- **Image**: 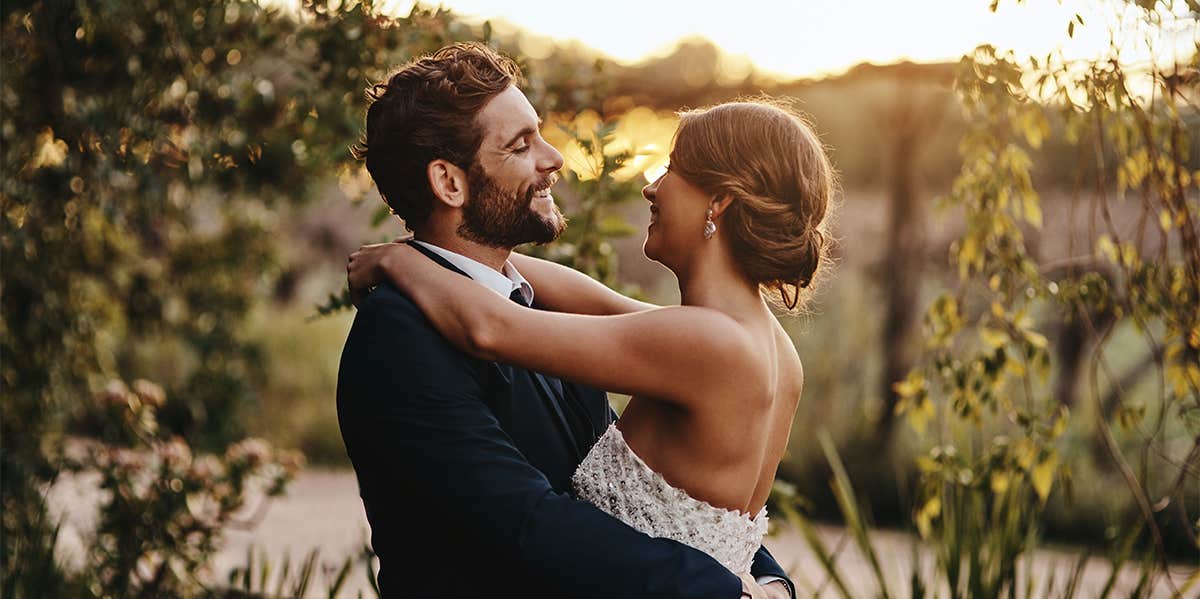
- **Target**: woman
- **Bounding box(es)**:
[347,100,834,582]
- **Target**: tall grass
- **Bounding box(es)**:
[771,430,1196,599]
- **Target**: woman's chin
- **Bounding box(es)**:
[642,235,659,261]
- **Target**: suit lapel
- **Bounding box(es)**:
[408,240,582,458]
[528,371,582,462]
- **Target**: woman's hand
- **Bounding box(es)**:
[739,573,769,599]
[346,236,413,307]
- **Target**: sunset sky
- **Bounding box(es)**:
[367,0,1197,78]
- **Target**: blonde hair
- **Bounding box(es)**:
[670,99,836,312]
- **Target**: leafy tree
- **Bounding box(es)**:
[2,0,657,592]
[778,2,1197,597]
[893,0,1199,595]
[0,0,494,593]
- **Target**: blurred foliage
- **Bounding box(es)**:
[20,379,301,597]
[771,432,1180,599]
[769,1,1198,597]
[891,0,1198,596]
[0,0,533,594]
[0,0,671,592]
[529,108,677,289]
[4,0,1198,595]
[222,543,377,599]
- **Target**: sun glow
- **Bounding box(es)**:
[542,108,679,183]
[261,0,1197,182]
[371,0,1197,79]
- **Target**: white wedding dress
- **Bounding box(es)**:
[571,424,769,576]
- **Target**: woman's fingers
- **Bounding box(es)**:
[346,249,373,294]
[350,284,366,309]
[346,241,414,308]
[739,573,767,599]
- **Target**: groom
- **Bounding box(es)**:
[337,42,794,598]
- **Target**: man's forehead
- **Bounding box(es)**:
[479,86,540,143]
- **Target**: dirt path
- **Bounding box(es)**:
[51,469,1195,597]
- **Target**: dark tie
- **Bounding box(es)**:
[508,288,529,307]
[507,287,561,395]
[504,286,578,450]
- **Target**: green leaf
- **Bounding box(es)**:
[907,397,935,435]
[915,495,941,538]
[892,372,926,399]
[1031,452,1058,502]
[1024,330,1048,350]
[1097,235,1118,263]
[818,431,894,599]
[980,327,1011,349]
[1022,193,1042,227]
[370,203,393,227]
[1115,402,1146,431]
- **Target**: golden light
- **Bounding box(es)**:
[543,107,679,183]
[607,107,678,183]
[368,0,1196,80]
[543,110,605,181]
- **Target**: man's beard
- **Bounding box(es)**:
[458,164,566,248]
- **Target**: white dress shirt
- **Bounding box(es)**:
[411,240,534,305]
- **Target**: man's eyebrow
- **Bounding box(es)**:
[502,119,542,148]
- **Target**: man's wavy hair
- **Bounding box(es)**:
[350,42,523,230]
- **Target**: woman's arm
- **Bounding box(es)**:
[340,286,746,598]
[347,243,753,405]
[507,252,657,315]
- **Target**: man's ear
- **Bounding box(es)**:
[427,159,469,208]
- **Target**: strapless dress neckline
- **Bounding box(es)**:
[571,424,768,575]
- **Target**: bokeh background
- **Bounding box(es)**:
[3,0,1198,597]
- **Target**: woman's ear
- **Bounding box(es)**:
[427,159,468,208]
[709,194,734,220]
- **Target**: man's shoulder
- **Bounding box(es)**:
[350,283,486,362]
[340,283,483,384]
[358,281,417,312]
[344,282,451,348]
[352,283,431,328]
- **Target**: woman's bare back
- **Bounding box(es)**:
[614,313,804,516]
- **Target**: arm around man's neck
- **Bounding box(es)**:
[508,252,658,315]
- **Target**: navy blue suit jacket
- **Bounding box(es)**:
[336,246,792,597]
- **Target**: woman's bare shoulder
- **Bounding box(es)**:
[773,321,805,397]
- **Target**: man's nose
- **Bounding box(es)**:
[538,138,564,174]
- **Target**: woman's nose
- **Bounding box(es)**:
[642,178,658,201]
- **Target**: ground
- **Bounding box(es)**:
[49,469,1195,597]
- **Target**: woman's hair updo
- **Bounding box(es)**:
[669,100,836,311]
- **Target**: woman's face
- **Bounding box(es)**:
[641,165,710,269]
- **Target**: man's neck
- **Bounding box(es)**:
[412,231,512,273]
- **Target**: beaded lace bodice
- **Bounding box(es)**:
[571,424,769,575]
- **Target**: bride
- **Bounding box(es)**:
[348,100,834,589]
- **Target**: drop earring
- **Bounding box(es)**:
[703,208,717,239]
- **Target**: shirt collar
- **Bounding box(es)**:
[411,240,534,305]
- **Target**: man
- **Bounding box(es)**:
[337,42,794,598]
